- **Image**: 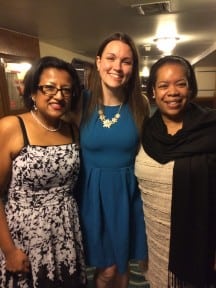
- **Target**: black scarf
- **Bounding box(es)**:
[142,102,216,286]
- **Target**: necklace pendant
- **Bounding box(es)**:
[98,104,123,128]
[103,119,112,128]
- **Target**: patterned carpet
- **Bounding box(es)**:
[86,262,150,288]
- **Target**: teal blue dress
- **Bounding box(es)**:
[79,103,148,273]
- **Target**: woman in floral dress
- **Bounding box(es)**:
[0,56,86,288]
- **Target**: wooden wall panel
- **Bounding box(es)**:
[0,28,40,116]
[0,28,40,59]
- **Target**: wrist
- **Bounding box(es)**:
[2,244,17,258]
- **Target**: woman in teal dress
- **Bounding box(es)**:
[79,32,149,288]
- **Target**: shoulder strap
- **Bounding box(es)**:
[16,116,29,146]
[70,122,79,144]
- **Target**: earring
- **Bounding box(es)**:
[152,95,155,99]
[32,99,37,111]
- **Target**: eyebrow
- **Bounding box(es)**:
[157,78,187,83]
[104,53,132,59]
[41,82,71,86]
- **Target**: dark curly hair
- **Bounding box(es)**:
[23,56,81,111]
[146,55,198,100]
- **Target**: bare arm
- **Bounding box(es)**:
[0,116,30,273]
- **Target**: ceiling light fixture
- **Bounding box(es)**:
[154,36,179,54]
[142,66,150,77]
[143,44,151,52]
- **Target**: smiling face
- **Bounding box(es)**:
[96,40,133,93]
[32,67,73,119]
[153,63,191,123]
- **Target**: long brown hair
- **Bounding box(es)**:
[82,32,149,135]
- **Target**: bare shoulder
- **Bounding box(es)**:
[0,115,24,158]
[0,115,21,132]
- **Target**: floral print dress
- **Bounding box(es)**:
[0,117,86,288]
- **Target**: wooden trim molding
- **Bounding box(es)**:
[0,28,40,59]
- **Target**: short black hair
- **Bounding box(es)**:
[23,56,81,111]
[146,55,198,100]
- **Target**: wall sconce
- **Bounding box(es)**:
[154,37,179,54]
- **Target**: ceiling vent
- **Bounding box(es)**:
[131,1,172,15]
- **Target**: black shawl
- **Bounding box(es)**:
[142,102,216,286]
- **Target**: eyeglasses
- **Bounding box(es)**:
[38,85,72,97]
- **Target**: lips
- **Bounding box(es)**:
[50,102,64,110]
[109,73,123,80]
[165,100,182,109]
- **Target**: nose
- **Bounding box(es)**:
[113,59,122,70]
[167,84,179,96]
[54,89,64,99]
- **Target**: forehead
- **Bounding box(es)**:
[39,68,72,82]
[102,40,133,57]
[156,63,187,79]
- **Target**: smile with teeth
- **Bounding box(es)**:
[109,73,123,79]
[165,101,181,108]
[165,100,182,107]
[168,101,179,104]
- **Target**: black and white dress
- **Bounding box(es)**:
[0,117,87,288]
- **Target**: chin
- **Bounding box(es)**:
[107,82,124,89]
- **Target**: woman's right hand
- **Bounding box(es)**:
[5,247,30,273]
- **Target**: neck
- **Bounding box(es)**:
[102,87,124,106]
[30,110,61,132]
